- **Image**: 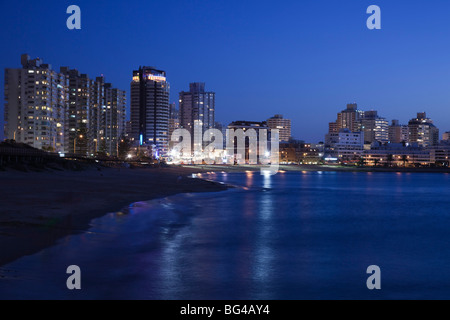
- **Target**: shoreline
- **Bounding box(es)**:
[1,162,449,268]
[0,166,229,267]
[180,163,450,174]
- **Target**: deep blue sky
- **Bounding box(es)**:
[1,0,450,142]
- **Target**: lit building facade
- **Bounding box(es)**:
[4,54,126,156]
[4,54,68,152]
[328,103,364,134]
[60,69,126,156]
[359,110,389,144]
[408,112,439,147]
[60,67,92,155]
[102,83,126,156]
[335,129,364,161]
[267,114,291,142]
[179,82,215,149]
[363,144,430,167]
[130,66,170,157]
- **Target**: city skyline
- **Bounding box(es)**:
[2,1,450,143]
[3,52,449,153]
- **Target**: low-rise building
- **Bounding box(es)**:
[363,143,430,166]
[279,140,322,164]
[335,129,364,162]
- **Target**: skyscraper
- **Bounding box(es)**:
[333,103,364,133]
[89,76,105,155]
[267,114,291,142]
[103,83,126,156]
[4,54,68,152]
[4,54,126,156]
[408,112,439,147]
[59,69,126,156]
[168,102,179,138]
[179,82,215,148]
[60,67,92,155]
[130,66,170,157]
[359,110,389,144]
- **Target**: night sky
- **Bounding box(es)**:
[1,0,450,142]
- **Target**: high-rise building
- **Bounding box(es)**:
[4,54,125,156]
[168,102,179,139]
[267,114,291,142]
[388,120,409,144]
[60,67,92,155]
[89,76,105,155]
[130,66,170,157]
[408,112,439,147]
[168,102,180,150]
[60,69,126,156]
[102,83,126,156]
[335,103,364,132]
[125,121,132,138]
[179,82,215,148]
[359,110,389,144]
[4,54,68,152]
[328,103,364,138]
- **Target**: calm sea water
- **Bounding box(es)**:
[1,171,450,300]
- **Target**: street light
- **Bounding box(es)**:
[93,139,98,154]
[74,134,83,154]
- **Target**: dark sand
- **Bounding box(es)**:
[0,166,228,267]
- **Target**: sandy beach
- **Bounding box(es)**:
[0,165,228,267]
[1,162,449,268]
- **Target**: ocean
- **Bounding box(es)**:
[1,171,450,299]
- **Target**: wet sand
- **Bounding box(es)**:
[0,166,228,267]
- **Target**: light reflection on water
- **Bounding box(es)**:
[1,172,450,299]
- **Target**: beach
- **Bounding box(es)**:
[0,165,228,267]
[1,161,449,268]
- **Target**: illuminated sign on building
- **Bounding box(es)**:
[146,75,166,82]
